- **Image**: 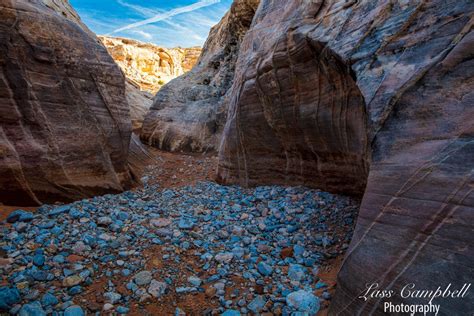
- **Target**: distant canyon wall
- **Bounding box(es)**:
[0,0,139,205]
[215,0,474,315]
[99,36,201,95]
[140,0,260,152]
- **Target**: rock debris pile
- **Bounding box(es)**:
[1,182,358,315]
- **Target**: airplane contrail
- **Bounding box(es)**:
[109,0,220,34]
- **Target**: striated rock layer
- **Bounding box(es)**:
[0,0,137,206]
[140,0,260,152]
[217,0,474,314]
[125,80,153,131]
[99,36,201,94]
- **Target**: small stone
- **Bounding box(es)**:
[0,287,21,310]
[62,275,83,287]
[41,293,58,307]
[103,303,114,311]
[19,301,46,316]
[178,218,195,229]
[215,252,233,263]
[248,295,267,313]
[64,305,85,316]
[134,271,153,286]
[257,261,273,276]
[288,264,307,281]
[7,210,33,223]
[97,216,112,226]
[148,280,167,298]
[286,290,320,315]
[187,276,201,287]
[222,310,241,316]
[104,292,121,304]
[33,254,45,266]
[205,287,216,298]
[280,247,294,259]
[150,218,172,227]
[116,306,130,314]
[48,205,70,216]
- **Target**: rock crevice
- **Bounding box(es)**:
[140,0,260,153]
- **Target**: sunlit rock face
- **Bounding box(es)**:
[140,0,260,153]
[0,0,137,205]
[99,36,201,94]
[216,0,474,315]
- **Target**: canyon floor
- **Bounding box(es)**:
[0,149,359,316]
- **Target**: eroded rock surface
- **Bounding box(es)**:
[216,0,474,314]
[140,0,260,152]
[99,36,201,94]
[125,80,153,131]
[0,0,136,205]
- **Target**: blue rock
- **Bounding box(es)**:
[178,218,195,229]
[64,305,85,316]
[7,210,34,223]
[0,286,21,310]
[69,209,83,219]
[257,262,273,276]
[33,254,46,267]
[31,271,54,281]
[288,264,307,281]
[68,286,82,296]
[41,293,58,307]
[247,295,266,313]
[222,310,241,316]
[286,290,320,315]
[48,205,70,217]
[53,255,65,264]
[38,220,56,229]
[293,245,305,257]
[116,306,130,314]
[19,301,46,316]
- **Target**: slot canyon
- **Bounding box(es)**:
[0,0,472,315]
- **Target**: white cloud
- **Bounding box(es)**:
[110,0,221,34]
[132,30,153,40]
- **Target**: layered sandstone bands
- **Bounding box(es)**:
[216,0,474,314]
[140,0,260,152]
[0,0,137,205]
[99,36,201,94]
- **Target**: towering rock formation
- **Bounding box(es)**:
[140,0,260,152]
[99,36,201,94]
[216,0,474,314]
[0,0,137,205]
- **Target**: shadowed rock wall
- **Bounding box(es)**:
[0,0,136,205]
[216,0,474,314]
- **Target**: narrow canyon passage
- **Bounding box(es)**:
[1,150,360,315]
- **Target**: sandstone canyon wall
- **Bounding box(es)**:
[0,0,137,206]
[99,36,201,94]
[140,0,260,152]
[216,0,474,314]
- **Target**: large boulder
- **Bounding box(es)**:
[217,0,474,314]
[140,0,260,152]
[0,0,136,205]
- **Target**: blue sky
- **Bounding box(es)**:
[70,0,233,48]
